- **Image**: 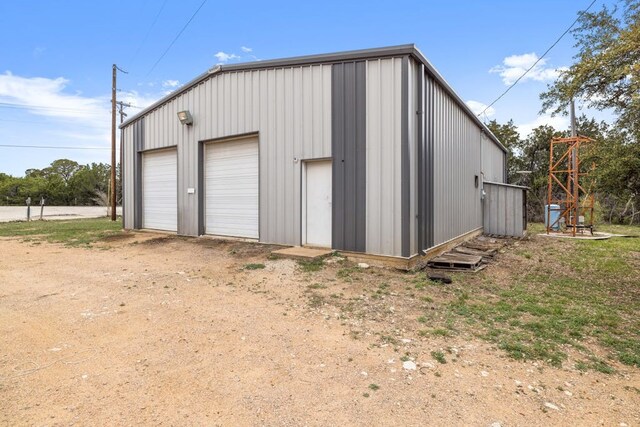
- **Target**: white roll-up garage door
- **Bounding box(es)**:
[142,149,177,232]
[205,137,259,238]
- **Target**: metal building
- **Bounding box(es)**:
[120,44,509,260]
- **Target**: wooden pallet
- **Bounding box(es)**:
[452,246,495,258]
[427,253,483,271]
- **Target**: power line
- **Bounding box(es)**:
[145,0,209,76]
[129,0,169,66]
[478,0,598,118]
[0,118,108,128]
[0,144,112,150]
[0,102,107,115]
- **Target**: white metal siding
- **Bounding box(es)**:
[366,58,403,257]
[205,137,259,238]
[481,133,506,183]
[140,65,331,243]
[142,149,177,232]
[431,81,482,246]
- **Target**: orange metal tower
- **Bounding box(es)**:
[546,134,596,236]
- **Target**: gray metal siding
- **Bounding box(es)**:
[122,125,135,229]
[481,133,506,183]
[431,81,483,246]
[127,65,331,243]
[366,58,403,257]
[407,58,420,256]
[483,182,525,237]
[132,118,145,229]
[331,62,366,252]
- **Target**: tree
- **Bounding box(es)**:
[486,119,525,183]
[540,1,640,135]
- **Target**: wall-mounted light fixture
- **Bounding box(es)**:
[177,110,193,125]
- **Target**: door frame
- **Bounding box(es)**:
[300,157,332,247]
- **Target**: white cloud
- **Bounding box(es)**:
[516,114,569,138]
[240,46,252,53]
[162,79,180,88]
[490,53,567,85]
[214,51,240,64]
[0,71,109,121]
[0,71,170,176]
[466,100,495,118]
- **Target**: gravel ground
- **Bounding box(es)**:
[0,232,638,426]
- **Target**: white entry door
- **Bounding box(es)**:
[142,149,177,232]
[205,137,259,238]
[304,160,332,247]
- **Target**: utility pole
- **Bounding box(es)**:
[111,65,128,221]
[116,101,132,124]
[111,65,117,221]
[570,99,578,234]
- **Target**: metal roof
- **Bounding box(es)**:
[120,44,507,153]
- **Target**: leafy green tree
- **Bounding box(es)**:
[541,1,640,135]
[486,119,525,183]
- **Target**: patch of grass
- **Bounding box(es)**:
[0,217,123,247]
[431,350,447,364]
[575,357,615,374]
[307,283,327,290]
[297,258,325,272]
[430,328,453,337]
[244,263,266,270]
[368,383,380,391]
[423,224,640,371]
[624,385,640,395]
[336,266,359,280]
[308,292,325,308]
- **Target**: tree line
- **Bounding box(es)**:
[492,0,639,225]
[0,159,121,206]
[488,116,639,224]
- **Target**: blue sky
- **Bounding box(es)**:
[0,0,616,177]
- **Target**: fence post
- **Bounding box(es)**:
[40,197,45,220]
[26,197,31,221]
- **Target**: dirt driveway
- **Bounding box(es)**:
[0,232,638,426]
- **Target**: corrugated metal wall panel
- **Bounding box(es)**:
[407,58,419,256]
[122,125,135,229]
[126,65,332,243]
[483,182,525,237]
[481,133,505,182]
[431,81,482,246]
[366,58,403,256]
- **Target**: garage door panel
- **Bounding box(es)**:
[143,149,177,232]
[205,138,259,238]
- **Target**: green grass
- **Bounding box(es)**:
[431,350,447,364]
[244,263,266,270]
[422,223,640,371]
[297,258,325,272]
[0,217,123,246]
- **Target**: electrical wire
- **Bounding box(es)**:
[0,102,107,115]
[145,0,209,76]
[129,0,169,66]
[0,118,109,128]
[477,0,598,118]
[0,144,111,150]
